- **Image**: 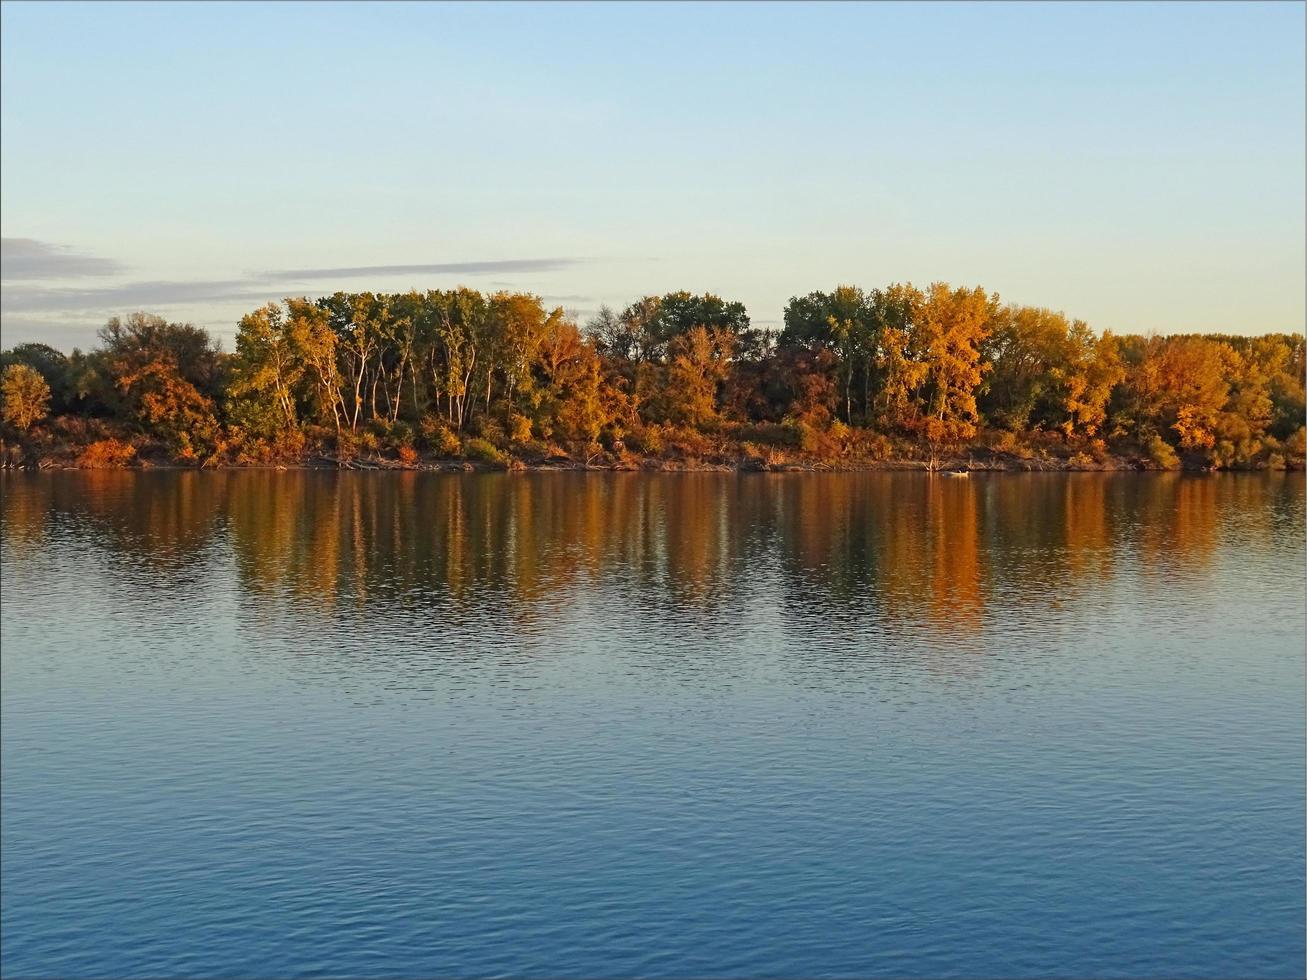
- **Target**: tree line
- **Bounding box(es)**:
[1,283,1303,470]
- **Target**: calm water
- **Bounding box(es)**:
[1,471,1303,979]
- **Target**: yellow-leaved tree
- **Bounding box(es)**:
[1,363,51,431]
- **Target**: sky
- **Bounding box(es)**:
[1,0,1303,350]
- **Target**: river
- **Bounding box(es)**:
[2,471,1303,977]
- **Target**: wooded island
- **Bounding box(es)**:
[1,283,1303,472]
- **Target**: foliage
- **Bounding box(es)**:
[980,308,1124,438]
[463,437,505,465]
[1145,435,1180,470]
[1,281,1301,471]
[95,313,222,457]
[419,415,462,456]
[1,364,52,430]
[0,344,70,412]
[77,438,137,469]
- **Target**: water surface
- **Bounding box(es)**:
[2,471,1303,978]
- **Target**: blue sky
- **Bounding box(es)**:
[1,0,1303,349]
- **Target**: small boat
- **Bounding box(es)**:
[944,469,969,478]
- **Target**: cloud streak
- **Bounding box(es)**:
[1,280,279,315]
[0,254,593,315]
[265,258,586,282]
[1,238,126,280]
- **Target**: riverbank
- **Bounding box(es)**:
[2,431,1291,474]
[5,414,1303,474]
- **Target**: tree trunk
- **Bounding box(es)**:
[862,361,870,424]
[350,351,366,431]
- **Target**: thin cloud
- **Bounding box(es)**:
[2,253,595,314]
[264,258,587,281]
[0,313,111,350]
[1,238,126,280]
[1,280,277,314]
[0,255,595,314]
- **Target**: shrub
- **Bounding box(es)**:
[1285,426,1306,463]
[857,432,895,461]
[77,438,137,469]
[508,413,533,443]
[804,420,850,459]
[397,445,419,466]
[772,409,845,458]
[626,424,664,456]
[599,423,626,451]
[781,416,818,453]
[463,437,505,465]
[989,429,1019,453]
[385,420,415,450]
[738,422,798,447]
[741,441,785,468]
[1146,435,1180,470]
[1206,441,1229,469]
[335,430,357,460]
[471,417,506,445]
[419,415,462,456]
[663,425,712,459]
[228,425,305,464]
[512,438,552,462]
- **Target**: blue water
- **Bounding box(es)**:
[2,471,1303,978]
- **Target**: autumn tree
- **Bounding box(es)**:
[614,296,663,364]
[1,363,51,431]
[383,292,422,423]
[534,318,606,450]
[875,283,996,448]
[318,292,385,432]
[286,298,345,437]
[4,281,1295,471]
[585,304,643,363]
[1241,333,1306,439]
[665,326,736,428]
[647,291,751,358]
[759,344,840,423]
[980,305,1077,432]
[980,306,1125,438]
[604,292,751,367]
[781,285,878,423]
[491,292,555,417]
[1120,336,1232,456]
[428,288,490,430]
[0,343,69,412]
[1063,330,1125,438]
[228,303,305,442]
[95,313,223,457]
[871,283,928,429]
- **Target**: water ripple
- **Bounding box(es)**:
[2,472,1303,978]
